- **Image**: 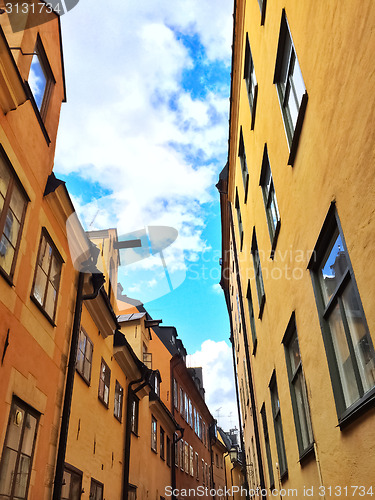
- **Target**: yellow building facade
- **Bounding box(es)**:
[219,0,375,496]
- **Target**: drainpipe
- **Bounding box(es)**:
[122,368,151,500]
[53,270,105,500]
[229,204,266,493]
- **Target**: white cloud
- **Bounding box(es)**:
[212,283,222,294]
[187,340,238,431]
[56,0,232,277]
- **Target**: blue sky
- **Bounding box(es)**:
[56,0,236,429]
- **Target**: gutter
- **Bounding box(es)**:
[53,270,105,500]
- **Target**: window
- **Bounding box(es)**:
[244,35,258,128]
[283,315,314,457]
[188,399,193,427]
[260,146,280,252]
[269,373,287,479]
[257,0,267,25]
[130,395,139,435]
[215,453,219,468]
[246,281,257,352]
[260,404,274,489]
[160,427,165,459]
[173,379,178,409]
[114,381,123,422]
[128,485,137,500]
[195,452,199,480]
[179,440,184,470]
[98,358,111,407]
[174,433,178,467]
[152,371,160,397]
[184,442,189,474]
[202,459,205,486]
[31,229,63,322]
[151,416,157,452]
[274,10,307,164]
[0,149,28,282]
[238,128,249,202]
[0,398,39,500]
[189,446,194,476]
[89,479,103,500]
[179,388,184,417]
[308,206,375,422]
[76,329,93,384]
[199,416,203,441]
[184,393,189,421]
[61,465,82,500]
[166,436,171,467]
[235,188,244,251]
[28,35,54,120]
[251,229,265,317]
[243,359,249,405]
[202,421,206,446]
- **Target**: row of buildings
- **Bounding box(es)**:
[0,7,245,500]
[219,0,375,496]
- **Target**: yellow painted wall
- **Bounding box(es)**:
[226,0,375,495]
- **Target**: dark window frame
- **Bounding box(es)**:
[0,397,40,500]
[259,145,281,256]
[151,415,157,453]
[273,10,308,166]
[89,478,103,500]
[251,228,265,318]
[238,128,249,203]
[246,280,258,354]
[130,394,139,435]
[282,313,314,460]
[98,357,111,408]
[0,145,29,285]
[61,463,83,500]
[257,0,267,25]
[235,188,244,252]
[308,204,375,426]
[260,403,274,490]
[244,34,258,129]
[30,227,64,325]
[166,435,171,467]
[269,372,288,480]
[160,426,165,460]
[76,328,93,385]
[114,380,124,422]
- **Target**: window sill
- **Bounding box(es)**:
[114,414,122,423]
[298,443,315,465]
[151,447,158,454]
[131,430,139,438]
[30,295,56,327]
[338,386,375,429]
[76,368,91,387]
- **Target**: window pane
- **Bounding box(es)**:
[342,282,375,393]
[279,33,292,84]
[328,302,359,407]
[39,238,52,273]
[294,372,313,450]
[0,448,18,496]
[9,185,26,222]
[291,58,305,107]
[288,335,300,374]
[61,470,71,499]
[21,414,37,456]
[4,210,20,248]
[6,405,24,451]
[13,453,30,498]
[319,233,348,305]
[44,282,56,318]
[0,236,14,275]
[49,256,61,289]
[29,54,47,110]
[0,160,10,198]
[70,474,81,500]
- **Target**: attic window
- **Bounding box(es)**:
[28,36,55,120]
